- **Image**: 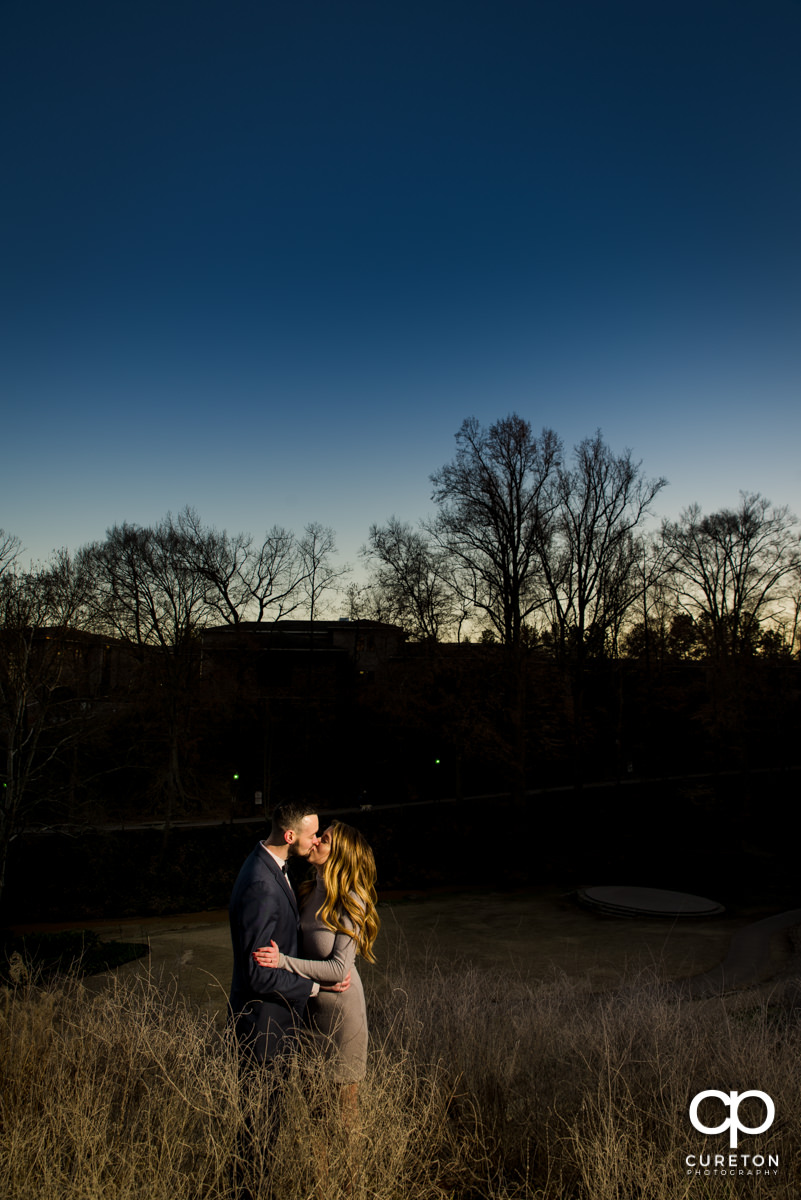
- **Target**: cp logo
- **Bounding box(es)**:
[689,1090,775,1148]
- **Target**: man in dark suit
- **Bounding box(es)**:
[228,800,326,1063]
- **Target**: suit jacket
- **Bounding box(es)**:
[228,841,313,1061]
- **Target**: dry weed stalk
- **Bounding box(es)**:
[2,951,801,1198]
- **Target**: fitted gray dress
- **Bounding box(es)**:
[278,876,367,1083]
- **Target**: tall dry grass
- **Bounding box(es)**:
[2,948,801,1198]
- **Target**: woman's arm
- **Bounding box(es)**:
[277,926,357,983]
[253,894,366,983]
[253,904,360,983]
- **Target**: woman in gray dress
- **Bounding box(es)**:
[252,821,380,1114]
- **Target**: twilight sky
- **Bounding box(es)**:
[2,0,800,588]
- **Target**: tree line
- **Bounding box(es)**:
[2,414,800,903]
[0,514,346,900]
[352,415,799,805]
[4,415,800,664]
[355,415,801,661]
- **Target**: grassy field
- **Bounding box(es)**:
[2,937,800,1200]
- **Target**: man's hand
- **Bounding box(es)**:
[319,972,352,993]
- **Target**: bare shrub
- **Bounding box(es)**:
[364,953,801,1199]
[3,953,801,1199]
[0,968,465,1200]
[0,971,237,1199]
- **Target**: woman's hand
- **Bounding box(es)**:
[252,940,279,968]
[320,972,352,993]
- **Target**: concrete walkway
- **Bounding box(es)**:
[38,887,801,1020]
[673,907,801,998]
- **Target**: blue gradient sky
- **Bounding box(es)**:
[2,0,800,585]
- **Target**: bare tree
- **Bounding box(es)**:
[621,534,694,665]
[0,529,22,579]
[540,432,668,661]
[0,550,93,901]
[787,564,801,657]
[89,517,207,648]
[178,508,308,625]
[86,516,210,832]
[523,432,667,785]
[343,580,400,626]
[427,415,561,802]
[661,493,801,658]
[362,517,460,641]
[429,415,561,645]
[298,522,350,625]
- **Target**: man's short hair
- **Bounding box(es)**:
[270,800,318,836]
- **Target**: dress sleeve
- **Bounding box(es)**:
[278,911,358,983]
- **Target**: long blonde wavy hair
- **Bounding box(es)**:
[299,821,380,963]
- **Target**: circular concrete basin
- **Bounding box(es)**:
[578,886,725,917]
